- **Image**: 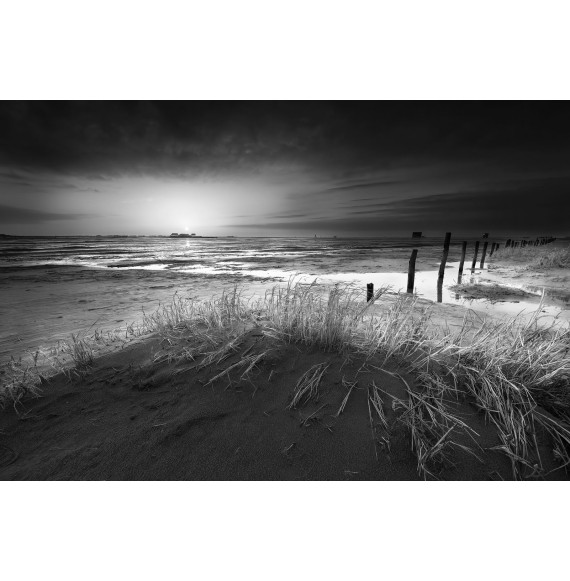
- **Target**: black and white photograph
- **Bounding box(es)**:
[2,101,569,482]
[1,2,569,579]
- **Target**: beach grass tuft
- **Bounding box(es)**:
[493,244,570,269]
[289,362,329,409]
[2,279,569,479]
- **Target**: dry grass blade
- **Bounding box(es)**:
[301,403,328,426]
[197,332,248,370]
[289,363,329,409]
[3,276,569,482]
[369,381,389,430]
[335,377,357,417]
[203,350,270,388]
[367,386,379,462]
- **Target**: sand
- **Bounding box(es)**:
[0,327,518,480]
[1,243,568,481]
[2,317,569,481]
[448,283,539,303]
[0,264,279,361]
[445,243,570,325]
[469,243,570,306]
[2,239,568,364]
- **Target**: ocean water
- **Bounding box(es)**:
[0,235,472,272]
[0,235,564,360]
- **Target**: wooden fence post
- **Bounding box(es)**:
[480,241,489,268]
[407,249,418,294]
[438,232,452,284]
[367,283,374,302]
[458,241,467,277]
[471,241,480,270]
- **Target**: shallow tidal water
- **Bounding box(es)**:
[0,235,567,361]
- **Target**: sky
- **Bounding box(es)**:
[0,101,569,237]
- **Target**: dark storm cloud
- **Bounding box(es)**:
[265,213,313,220]
[1,102,570,177]
[323,180,400,192]
[230,177,570,234]
[2,102,569,236]
[0,171,29,181]
[0,204,93,223]
[0,179,34,187]
[0,102,328,176]
[375,178,570,233]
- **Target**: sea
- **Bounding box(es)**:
[0,235,564,361]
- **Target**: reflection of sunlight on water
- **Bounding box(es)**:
[9,237,568,329]
[320,264,567,325]
[129,258,569,325]
[151,261,568,326]
[121,264,169,271]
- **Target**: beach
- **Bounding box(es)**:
[2,235,569,362]
[0,329,513,480]
[1,237,569,480]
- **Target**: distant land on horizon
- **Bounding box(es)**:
[1,232,568,240]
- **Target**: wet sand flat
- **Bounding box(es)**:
[0,264,277,360]
[2,237,569,365]
[1,241,568,481]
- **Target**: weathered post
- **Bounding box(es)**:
[437,280,443,303]
[458,241,467,277]
[506,239,511,248]
[471,241,480,270]
[366,283,374,302]
[489,242,496,257]
[495,243,500,252]
[480,241,489,268]
[438,232,452,284]
[407,249,418,294]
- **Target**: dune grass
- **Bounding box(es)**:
[289,362,330,409]
[260,278,390,351]
[1,279,569,479]
[493,243,570,269]
[405,307,570,478]
[0,325,138,410]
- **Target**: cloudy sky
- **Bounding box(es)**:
[1,101,569,237]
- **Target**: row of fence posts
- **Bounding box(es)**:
[505,236,556,248]
[366,233,557,303]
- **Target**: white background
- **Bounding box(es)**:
[2,1,569,579]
